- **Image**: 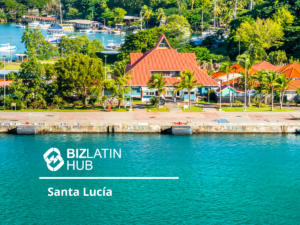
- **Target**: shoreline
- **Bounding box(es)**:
[1,123,300,134]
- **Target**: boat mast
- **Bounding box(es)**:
[60,0,62,25]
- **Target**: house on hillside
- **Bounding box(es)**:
[125,34,218,102]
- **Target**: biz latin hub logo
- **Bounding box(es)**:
[43,147,121,171]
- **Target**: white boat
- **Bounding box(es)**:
[105,40,118,51]
[37,23,51,29]
[16,23,26,28]
[28,21,40,27]
[132,29,139,34]
[79,29,95,33]
[113,30,121,35]
[46,32,67,44]
[121,31,126,35]
[0,43,17,51]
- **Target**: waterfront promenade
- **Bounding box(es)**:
[1,110,300,124]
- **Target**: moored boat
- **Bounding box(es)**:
[28,21,40,27]
[0,43,17,51]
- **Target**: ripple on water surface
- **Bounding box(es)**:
[1,133,300,224]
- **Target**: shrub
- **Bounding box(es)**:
[255,101,267,107]
[234,99,242,106]
[150,96,158,106]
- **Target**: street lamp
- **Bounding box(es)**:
[243,56,247,111]
[104,55,107,81]
[3,55,6,110]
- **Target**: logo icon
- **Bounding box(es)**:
[44,148,64,171]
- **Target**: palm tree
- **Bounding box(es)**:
[147,73,166,109]
[112,61,132,108]
[253,70,268,108]
[277,75,292,109]
[174,70,202,110]
[141,5,152,28]
[156,8,166,26]
[237,53,255,106]
[219,61,233,106]
[264,70,281,111]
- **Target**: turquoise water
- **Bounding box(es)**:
[0,23,125,59]
[1,133,300,224]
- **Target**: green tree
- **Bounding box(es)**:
[277,75,292,109]
[156,8,166,25]
[268,50,287,66]
[219,61,233,107]
[264,70,281,111]
[272,7,294,27]
[236,18,284,50]
[147,73,166,109]
[46,54,105,107]
[253,70,268,108]
[142,5,153,27]
[22,26,57,59]
[112,7,127,24]
[58,34,105,57]
[165,14,191,34]
[174,69,202,110]
[67,7,79,18]
[112,60,133,109]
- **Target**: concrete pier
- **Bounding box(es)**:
[1,122,300,134]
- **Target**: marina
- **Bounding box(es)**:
[0,23,127,60]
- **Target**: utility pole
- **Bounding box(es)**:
[92,9,93,19]
[243,57,247,111]
[9,37,12,63]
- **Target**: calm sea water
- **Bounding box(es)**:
[0,23,125,59]
[1,133,300,224]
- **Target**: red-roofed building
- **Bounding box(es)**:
[252,61,282,71]
[126,34,218,101]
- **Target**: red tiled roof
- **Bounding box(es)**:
[126,34,218,86]
[211,71,226,78]
[283,68,300,79]
[287,80,300,91]
[0,80,12,87]
[252,61,282,71]
[23,15,56,20]
[278,62,300,73]
[222,78,239,86]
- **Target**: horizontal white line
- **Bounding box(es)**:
[39,177,179,180]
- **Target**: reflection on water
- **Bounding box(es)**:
[0,23,127,60]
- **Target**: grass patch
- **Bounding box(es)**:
[132,99,143,104]
[221,106,294,112]
[4,63,21,70]
[198,100,217,104]
[146,105,169,112]
[179,104,204,112]
[6,105,133,112]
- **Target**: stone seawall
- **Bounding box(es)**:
[1,122,300,134]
